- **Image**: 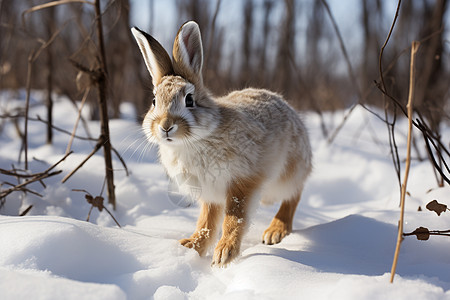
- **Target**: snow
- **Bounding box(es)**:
[1,91,450,299]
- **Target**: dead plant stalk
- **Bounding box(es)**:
[93,0,116,210]
[66,87,91,154]
[390,41,420,283]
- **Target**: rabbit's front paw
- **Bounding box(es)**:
[180,237,207,256]
[211,237,240,267]
[262,218,290,245]
[179,228,211,256]
[180,237,197,249]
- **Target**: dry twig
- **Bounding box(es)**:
[22,0,94,19]
[62,141,102,183]
[0,151,72,202]
[66,87,91,154]
[72,188,121,227]
[20,15,70,169]
[320,0,363,144]
[390,41,420,283]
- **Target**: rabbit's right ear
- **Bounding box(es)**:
[172,21,204,85]
[131,27,174,87]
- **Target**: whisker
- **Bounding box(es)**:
[139,141,153,163]
[129,137,152,160]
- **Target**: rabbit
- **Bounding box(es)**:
[131,21,312,267]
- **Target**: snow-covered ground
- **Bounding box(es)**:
[1,91,449,299]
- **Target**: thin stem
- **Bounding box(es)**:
[66,87,91,154]
[61,140,102,183]
[379,0,402,94]
[23,52,34,169]
[390,41,420,283]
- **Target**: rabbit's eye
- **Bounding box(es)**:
[185,93,194,108]
[152,98,156,107]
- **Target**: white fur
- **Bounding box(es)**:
[135,22,312,209]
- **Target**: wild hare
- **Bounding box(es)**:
[131,21,312,267]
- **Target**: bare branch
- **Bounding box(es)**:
[61,140,102,183]
[66,87,92,154]
[22,0,94,17]
[379,0,402,95]
[111,147,129,177]
[0,152,72,200]
[33,115,96,141]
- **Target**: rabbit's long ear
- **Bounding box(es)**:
[172,21,203,85]
[131,27,174,87]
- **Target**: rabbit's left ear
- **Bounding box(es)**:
[172,21,204,85]
[131,27,174,87]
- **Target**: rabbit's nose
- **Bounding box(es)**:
[158,124,178,138]
[160,118,173,131]
[159,124,173,132]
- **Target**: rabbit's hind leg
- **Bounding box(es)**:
[180,202,223,256]
[262,192,301,245]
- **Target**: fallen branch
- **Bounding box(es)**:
[2,182,43,197]
[0,151,72,201]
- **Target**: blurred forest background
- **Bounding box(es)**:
[0,0,449,212]
[1,0,448,121]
